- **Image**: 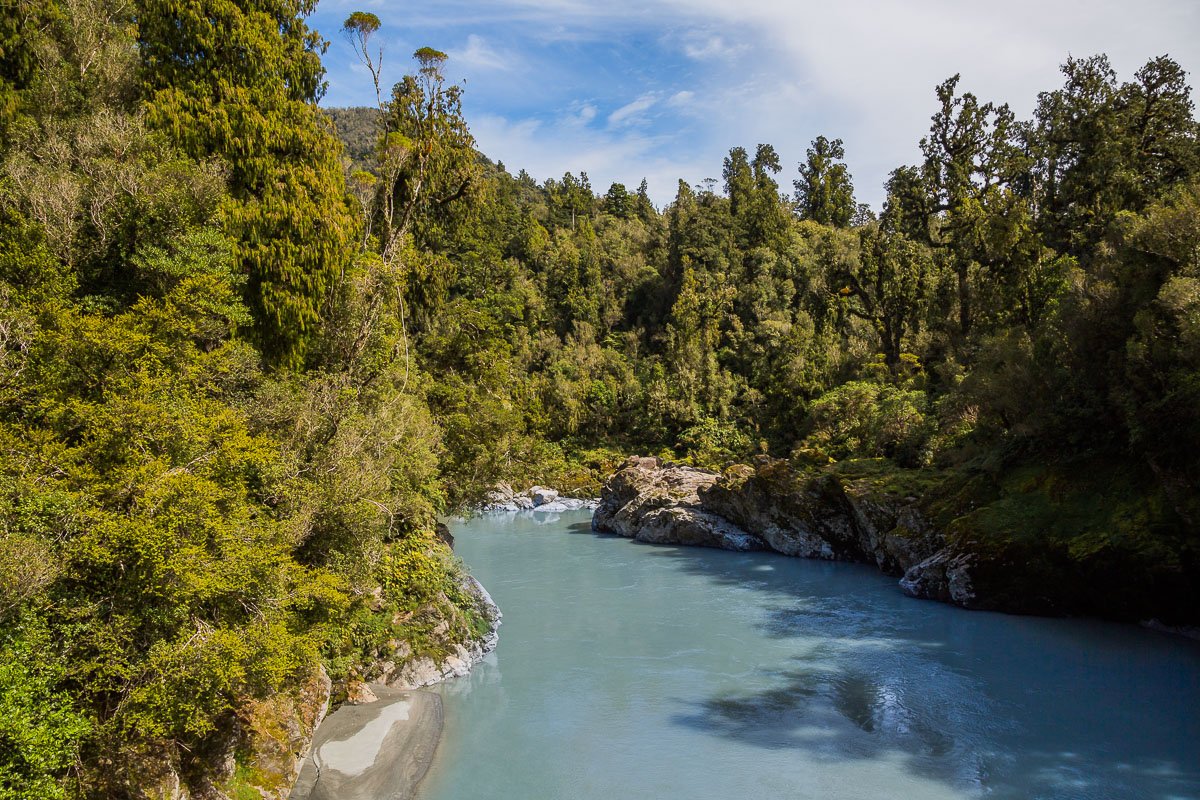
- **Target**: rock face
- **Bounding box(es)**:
[592,457,765,551]
[698,458,943,575]
[593,456,984,607]
[235,664,333,798]
[899,550,980,606]
[594,456,944,571]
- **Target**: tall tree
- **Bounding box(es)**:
[914,74,1026,339]
[1030,54,1200,257]
[834,225,934,367]
[747,143,789,248]
[794,135,857,228]
[136,0,357,366]
[379,45,482,321]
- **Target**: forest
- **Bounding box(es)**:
[1,0,1197,797]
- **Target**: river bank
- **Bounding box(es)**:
[592,455,1200,627]
[286,575,501,799]
[289,688,443,800]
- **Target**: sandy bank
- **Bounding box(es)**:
[289,686,442,800]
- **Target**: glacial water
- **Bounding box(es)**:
[417,510,1200,800]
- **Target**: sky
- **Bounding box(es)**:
[306,0,1200,210]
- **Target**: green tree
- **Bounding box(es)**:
[794,135,857,228]
[837,226,934,367]
[603,181,632,219]
[136,0,357,366]
[918,74,1026,338]
[378,46,481,323]
[1030,54,1200,257]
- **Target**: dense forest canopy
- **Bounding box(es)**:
[0,0,1197,797]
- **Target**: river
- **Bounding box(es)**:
[416,509,1200,799]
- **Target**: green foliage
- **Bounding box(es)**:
[0,617,91,800]
[1032,55,1200,257]
[0,8,479,796]
[803,380,933,467]
[137,0,357,366]
[795,136,857,228]
[380,532,460,612]
[677,417,754,468]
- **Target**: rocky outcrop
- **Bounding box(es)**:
[594,456,1200,621]
[233,664,333,798]
[594,456,945,573]
[593,456,999,611]
[899,550,980,606]
[381,576,502,690]
[592,457,765,551]
[698,458,943,574]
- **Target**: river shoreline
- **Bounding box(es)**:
[289,686,443,800]
[288,573,502,800]
[284,502,583,800]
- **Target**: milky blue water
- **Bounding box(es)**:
[417,510,1200,800]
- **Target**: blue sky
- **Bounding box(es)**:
[307,0,1199,209]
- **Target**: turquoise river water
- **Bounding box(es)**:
[416,510,1200,800]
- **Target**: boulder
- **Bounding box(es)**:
[900,550,979,607]
[529,486,559,506]
[592,457,765,551]
[486,482,515,504]
[529,497,599,513]
[345,678,378,705]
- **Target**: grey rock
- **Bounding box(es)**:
[529,486,559,506]
[531,497,598,513]
[899,550,979,606]
[486,482,515,504]
[383,575,501,690]
[592,457,765,551]
[593,457,949,601]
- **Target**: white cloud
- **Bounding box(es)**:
[667,90,695,108]
[680,31,744,61]
[470,109,712,203]
[655,0,1200,206]
[561,102,599,127]
[449,34,513,72]
[607,93,659,126]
